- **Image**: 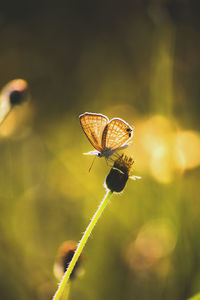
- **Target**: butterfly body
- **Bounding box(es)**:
[85,148,125,158]
[79,112,133,159]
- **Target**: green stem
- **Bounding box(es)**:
[61,282,71,300]
[0,105,12,126]
[53,189,113,300]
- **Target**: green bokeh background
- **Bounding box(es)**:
[0,1,200,299]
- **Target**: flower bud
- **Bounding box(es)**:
[106,154,134,193]
[0,79,29,125]
[8,79,28,106]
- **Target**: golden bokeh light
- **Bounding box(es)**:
[173,130,200,171]
[134,115,200,183]
[126,219,177,275]
[135,115,175,183]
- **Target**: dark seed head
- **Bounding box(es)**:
[106,167,129,192]
[5,79,29,106]
[10,89,28,106]
[105,154,134,193]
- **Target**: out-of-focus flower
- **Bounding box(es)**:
[53,241,84,281]
[105,154,135,193]
[0,79,29,125]
[0,79,32,137]
[7,79,28,106]
[0,79,28,123]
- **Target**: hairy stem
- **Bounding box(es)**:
[53,189,113,300]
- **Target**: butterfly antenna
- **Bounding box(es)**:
[88,156,96,172]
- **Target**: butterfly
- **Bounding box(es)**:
[79,112,133,159]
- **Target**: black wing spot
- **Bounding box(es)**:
[128,133,131,137]
[126,128,132,132]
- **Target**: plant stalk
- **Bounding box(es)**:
[53,189,113,300]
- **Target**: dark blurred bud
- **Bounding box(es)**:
[106,154,134,193]
[53,241,83,281]
[0,79,29,125]
[8,79,28,106]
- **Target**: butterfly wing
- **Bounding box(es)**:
[79,112,109,152]
[102,118,133,150]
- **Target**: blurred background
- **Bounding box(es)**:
[0,0,200,299]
